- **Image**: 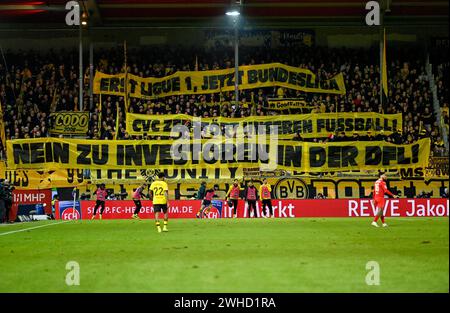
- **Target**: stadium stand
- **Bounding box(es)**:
[0,45,447,158]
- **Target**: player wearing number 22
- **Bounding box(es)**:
[149,172,169,233]
[371,173,399,228]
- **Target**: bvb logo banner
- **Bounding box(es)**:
[273,178,309,199]
[93,62,346,99]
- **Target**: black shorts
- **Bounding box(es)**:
[229,199,238,208]
[153,204,168,213]
[202,200,211,206]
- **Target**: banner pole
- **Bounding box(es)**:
[72,186,77,220]
[98,93,102,138]
[234,18,239,108]
[79,16,83,112]
[379,11,384,110]
[124,40,128,113]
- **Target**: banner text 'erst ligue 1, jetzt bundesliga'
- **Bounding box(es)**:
[93,62,347,99]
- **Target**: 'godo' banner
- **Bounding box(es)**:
[7,137,430,172]
[126,112,402,138]
[93,62,346,99]
[49,112,89,135]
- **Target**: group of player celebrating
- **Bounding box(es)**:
[91,172,170,233]
[89,172,398,231]
[195,178,274,219]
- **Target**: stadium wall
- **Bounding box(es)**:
[0,25,447,51]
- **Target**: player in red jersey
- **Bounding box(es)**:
[226,179,245,218]
[92,183,108,220]
[132,183,149,219]
[371,173,399,228]
[196,184,219,218]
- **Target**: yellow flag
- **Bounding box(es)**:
[382,28,388,97]
[115,102,120,140]
[124,40,130,113]
[0,99,6,151]
[98,93,102,138]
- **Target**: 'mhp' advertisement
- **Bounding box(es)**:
[56,201,82,220]
[9,189,52,221]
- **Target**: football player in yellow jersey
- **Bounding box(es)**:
[149,172,169,233]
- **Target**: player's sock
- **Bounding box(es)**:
[374,216,379,222]
[163,220,168,232]
[381,216,385,223]
[156,221,161,232]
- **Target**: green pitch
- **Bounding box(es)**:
[0,218,448,292]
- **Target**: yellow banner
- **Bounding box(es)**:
[75,177,449,201]
[93,62,346,99]
[425,157,449,178]
[171,177,449,200]
[126,112,402,138]
[6,137,430,172]
[266,99,312,110]
[0,161,87,189]
[2,159,446,198]
[49,111,90,135]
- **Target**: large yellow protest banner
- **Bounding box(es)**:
[93,63,346,99]
[126,112,402,138]
[7,137,430,172]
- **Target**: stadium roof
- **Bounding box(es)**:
[0,0,448,28]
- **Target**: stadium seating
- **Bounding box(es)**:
[0,45,448,157]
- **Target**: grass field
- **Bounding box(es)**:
[0,218,448,293]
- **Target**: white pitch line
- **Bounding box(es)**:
[0,221,71,236]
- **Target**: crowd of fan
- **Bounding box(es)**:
[435,62,449,135]
[430,44,449,139]
[0,44,448,157]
